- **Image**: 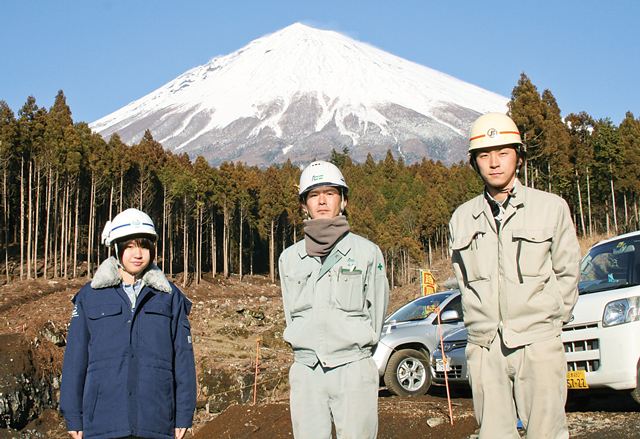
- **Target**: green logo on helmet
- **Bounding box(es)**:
[312,174,324,181]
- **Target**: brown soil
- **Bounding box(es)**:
[1,256,639,439]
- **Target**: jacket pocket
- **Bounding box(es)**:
[86,303,122,320]
[512,228,554,278]
[85,304,123,340]
[451,231,490,282]
[141,302,174,356]
[83,377,99,423]
[144,302,172,317]
[138,365,175,434]
[283,271,313,315]
[332,270,365,312]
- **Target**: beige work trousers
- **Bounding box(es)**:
[289,357,379,439]
[466,333,569,439]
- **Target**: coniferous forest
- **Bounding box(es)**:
[1,72,640,287]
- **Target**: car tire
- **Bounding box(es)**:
[631,361,640,405]
[565,390,591,412]
[383,348,431,396]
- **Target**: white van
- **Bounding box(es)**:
[564,231,640,405]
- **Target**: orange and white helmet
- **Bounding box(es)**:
[469,113,524,153]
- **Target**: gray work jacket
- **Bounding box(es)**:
[279,232,390,368]
[449,180,581,349]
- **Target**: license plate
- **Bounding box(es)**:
[567,370,589,389]
[435,358,450,372]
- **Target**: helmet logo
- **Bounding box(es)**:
[132,218,141,228]
[312,174,323,181]
[487,128,498,138]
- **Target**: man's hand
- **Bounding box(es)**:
[68,431,83,439]
[175,428,187,439]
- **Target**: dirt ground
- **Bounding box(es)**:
[0,257,639,439]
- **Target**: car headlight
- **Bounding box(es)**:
[603,296,640,327]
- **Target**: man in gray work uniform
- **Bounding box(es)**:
[449,113,581,439]
[279,160,389,439]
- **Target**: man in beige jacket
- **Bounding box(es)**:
[449,113,581,439]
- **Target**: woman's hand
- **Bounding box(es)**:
[68,432,83,439]
[175,428,187,439]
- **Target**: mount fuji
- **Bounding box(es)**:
[90,23,509,167]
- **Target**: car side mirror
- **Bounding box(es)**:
[439,310,461,323]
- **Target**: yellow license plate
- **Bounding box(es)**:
[567,370,589,389]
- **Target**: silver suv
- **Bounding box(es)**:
[372,290,463,396]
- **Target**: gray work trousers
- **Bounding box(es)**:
[289,357,379,439]
[466,333,569,439]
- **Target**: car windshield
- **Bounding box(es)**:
[579,236,640,294]
[385,292,453,323]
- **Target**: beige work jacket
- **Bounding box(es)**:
[449,180,581,349]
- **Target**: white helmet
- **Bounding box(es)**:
[298,161,348,200]
[469,113,523,153]
[101,208,157,246]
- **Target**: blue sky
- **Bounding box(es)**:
[2,0,638,126]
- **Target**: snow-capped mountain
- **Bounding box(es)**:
[90,23,508,166]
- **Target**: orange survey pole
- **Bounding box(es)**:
[253,338,261,405]
[436,308,454,425]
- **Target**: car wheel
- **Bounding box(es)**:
[565,390,591,412]
[631,362,640,405]
[383,349,431,396]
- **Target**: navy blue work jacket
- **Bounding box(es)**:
[59,259,196,439]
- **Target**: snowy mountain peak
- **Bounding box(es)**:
[90,23,508,167]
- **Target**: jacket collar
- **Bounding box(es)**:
[91,256,172,293]
[472,179,526,219]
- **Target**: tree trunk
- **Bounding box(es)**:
[53,172,59,277]
[87,171,95,277]
[610,167,618,234]
[576,169,586,236]
[239,209,244,281]
[3,164,9,282]
[210,215,216,277]
[250,227,254,276]
[20,156,24,280]
[169,213,173,278]
[196,202,202,284]
[182,193,188,289]
[269,219,275,282]
[73,182,80,278]
[624,193,628,231]
[27,160,33,279]
[587,167,593,236]
[43,167,52,279]
[223,202,230,278]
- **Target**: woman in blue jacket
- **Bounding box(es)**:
[60,208,197,439]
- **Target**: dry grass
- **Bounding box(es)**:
[578,233,617,257]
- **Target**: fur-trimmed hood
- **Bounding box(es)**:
[91,256,172,293]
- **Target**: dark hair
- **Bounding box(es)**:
[469,145,528,174]
[112,234,157,263]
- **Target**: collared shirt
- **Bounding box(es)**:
[122,279,143,309]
